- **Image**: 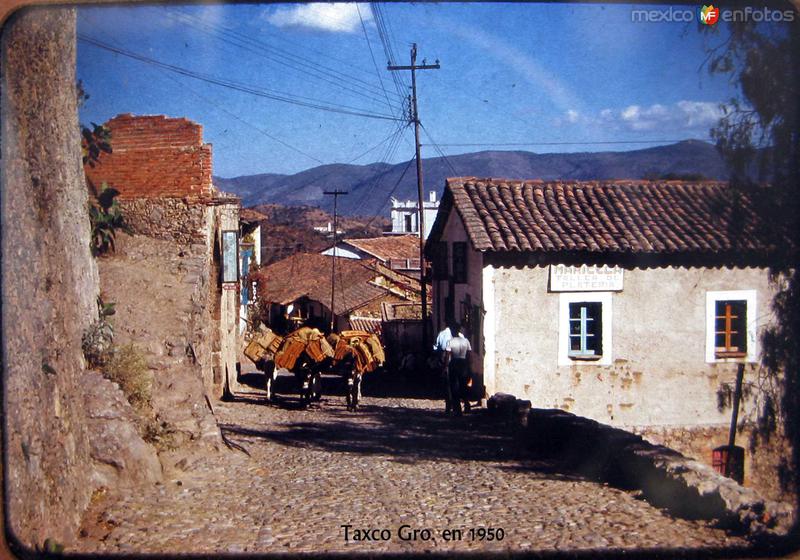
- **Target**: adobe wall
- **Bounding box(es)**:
[1,8,99,547]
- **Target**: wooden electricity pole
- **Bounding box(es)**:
[324,190,348,331]
[388,43,439,348]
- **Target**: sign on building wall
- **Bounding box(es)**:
[222,230,239,284]
[549,264,623,292]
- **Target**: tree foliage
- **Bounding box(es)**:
[707,14,799,498]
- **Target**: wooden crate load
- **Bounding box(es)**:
[243,328,284,364]
[273,327,334,370]
[331,330,385,374]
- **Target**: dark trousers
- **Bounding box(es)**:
[446,358,468,415]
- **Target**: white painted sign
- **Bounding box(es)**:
[550,264,623,292]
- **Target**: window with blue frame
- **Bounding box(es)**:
[568,301,603,358]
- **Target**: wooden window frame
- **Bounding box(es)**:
[714,300,747,359]
[706,290,757,363]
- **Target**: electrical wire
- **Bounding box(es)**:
[165,7,404,108]
[420,123,460,177]
[371,3,408,100]
[158,71,325,166]
[348,121,410,215]
[425,139,697,147]
[357,3,396,119]
[78,34,404,123]
[363,155,416,230]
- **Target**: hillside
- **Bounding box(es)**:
[214,140,728,216]
[252,204,389,266]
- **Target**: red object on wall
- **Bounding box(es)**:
[84,114,215,202]
[712,445,745,484]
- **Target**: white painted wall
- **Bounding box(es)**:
[485,263,776,428]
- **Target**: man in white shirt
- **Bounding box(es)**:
[444,322,472,416]
[432,323,453,412]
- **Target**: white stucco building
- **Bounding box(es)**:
[387,191,440,239]
[425,177,789,495]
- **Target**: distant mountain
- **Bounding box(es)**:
[213,140,728,216]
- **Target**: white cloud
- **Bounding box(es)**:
[266,3,372,33]
[590,101,724,134]
[565,109,580,123]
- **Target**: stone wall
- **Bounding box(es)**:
[632,424,795,506]
[488,396,795,539]
[1,8,99,547]
[98,232,222,453]
[118,198,208,244]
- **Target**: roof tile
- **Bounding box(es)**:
[429,177,778,256]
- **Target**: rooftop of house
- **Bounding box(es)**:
[339,235,420,262]
[427,177,784,259]
[239,208,267,225]
[251,253,408,316]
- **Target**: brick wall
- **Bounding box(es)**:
[84,114,215,201]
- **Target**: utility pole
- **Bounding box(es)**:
[388,43,439,349]
[324,190,348,331]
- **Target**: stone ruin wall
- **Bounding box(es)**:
[632,424,795,506]
[3,8,102,548]
[85,113,233,429]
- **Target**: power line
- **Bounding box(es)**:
[420,123,459,177]
[426,139,697,147]
[165,7,403,108]
[158,71,325,166]
[78,34,404,123]
[357,3,396,119]
[371,3,408,100]
[363,155,416,231]
[349,121,411,215]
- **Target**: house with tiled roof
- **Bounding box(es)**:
[425,177,789,497]
[321,234,422,278]
[251,252,421,335]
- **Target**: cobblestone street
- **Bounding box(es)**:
[75,372,750,555]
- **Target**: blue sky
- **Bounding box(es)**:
[77,2,742,178]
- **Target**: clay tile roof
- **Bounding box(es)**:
[427,177,780,257]
[343,235,420,261]
[251,253,388,315]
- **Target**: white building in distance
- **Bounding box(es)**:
[387,191,439,239]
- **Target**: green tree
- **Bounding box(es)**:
[706,12,799,503]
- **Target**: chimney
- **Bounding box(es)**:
[429,191,437,203]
